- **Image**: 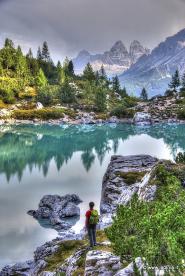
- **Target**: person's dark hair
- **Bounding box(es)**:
[89,202,95,209]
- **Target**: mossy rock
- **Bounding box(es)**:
[116,171,146,185]
[44,240,86,272]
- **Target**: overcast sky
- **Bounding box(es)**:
[0,0,185,62]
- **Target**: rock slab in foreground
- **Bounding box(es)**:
[85,250,121,276]
[100,155,158,217]
[28,194,82,230]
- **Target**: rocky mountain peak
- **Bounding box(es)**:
[77,49,90,58]
[110,40,128,54]
[129,40,150,63]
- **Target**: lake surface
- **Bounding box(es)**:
[0,123,185,268]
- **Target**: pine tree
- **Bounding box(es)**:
[42,41,50,62]
[95,71,100,86]
[140,88,148,101]
[36,68,48,87]
[181,72,185,91]
[169,70,180,92]
[83,63,95,82]
[100,64,107,79]
[95,88,107,112]
[15,45,29,80]
[27,48,33,59]
[60,79,76,103]
[57,61,62,71]
[37,47,42,61]
[68,60,74,76]
[112,75,120,93]
[4,38,14,48]
[119,87,128,98]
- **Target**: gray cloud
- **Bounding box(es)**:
[0,0,184,62]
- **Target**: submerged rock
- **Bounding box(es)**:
[28,194,82,231]
[133,112,151,125]
[100,155,158,223]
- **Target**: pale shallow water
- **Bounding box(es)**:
[0,123,185,268]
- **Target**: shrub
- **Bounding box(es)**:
[165,89,174,97]
[106,165,185,275]
[59,81,76,104]
[13,108,65,120]
[110,105,135,118]
[177,108,185,120]
[175,152,185,164]
[37,85,59,106]
[95,88,107,112]
[123,96,138,108]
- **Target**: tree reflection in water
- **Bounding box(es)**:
[0,123,185,181]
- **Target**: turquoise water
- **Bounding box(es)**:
[0,123,185,268]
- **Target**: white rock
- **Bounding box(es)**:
[36,102,44,109]
[133,112,151,125]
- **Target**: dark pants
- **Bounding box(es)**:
[87,224,96,247]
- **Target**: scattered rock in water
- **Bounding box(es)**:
[28,194,82,231]
[84,250,121,276]
[100,155,158,222]
[133,112,151,125]
[107,116,119,124]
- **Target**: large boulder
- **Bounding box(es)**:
[133,112,151,125]
[28,194,82,231]
[100,155,158,221]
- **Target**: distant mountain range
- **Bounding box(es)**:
[73,40,150,76]
[73,28,185,97]
[120,28,185,97]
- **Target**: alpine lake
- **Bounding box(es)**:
[0,122,185,268]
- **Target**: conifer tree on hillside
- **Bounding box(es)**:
[26,48,33,59]
[100,64,106,79]
[140,87,148,101]
[57,61,62,71]
[95,88,107,112]
[112,75,120,93]
[83,63,95,82]
[0,39,17,70]
[26,49,39,77]
[68,60,74,76]
[36,68,48,87]
[181,72,185,92]
[15,45,29,79]
[169,70,180,92]
[37,47,42,61]
[41,41,51,62]
[4,38,14,48]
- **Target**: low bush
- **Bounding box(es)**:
[13,108,65,120]
[110,105,135,118]
[37,85,59,106]
[175,152,185,164]
[177,108,185,120]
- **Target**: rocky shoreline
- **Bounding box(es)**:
[0,112,184,127]
[0,154,163,276]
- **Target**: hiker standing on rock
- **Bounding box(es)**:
[85,202,99,248]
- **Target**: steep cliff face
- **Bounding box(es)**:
[120,28,185,97]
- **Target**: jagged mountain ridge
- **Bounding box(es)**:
[73,40,150,75]
[119,28,185,97]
